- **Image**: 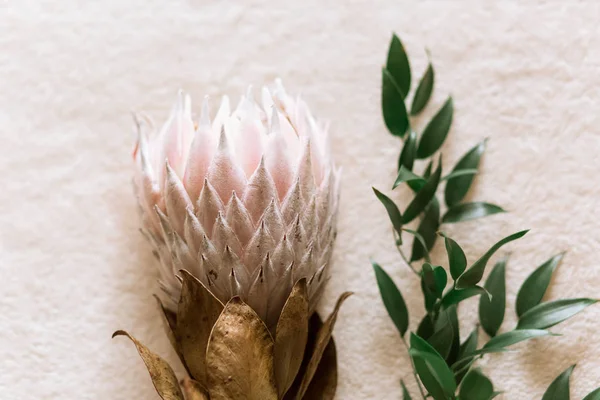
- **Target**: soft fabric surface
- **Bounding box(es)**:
[2,1,600,398]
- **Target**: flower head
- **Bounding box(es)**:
[132,80,340,327]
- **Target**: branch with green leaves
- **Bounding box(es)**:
[372,33,598,400]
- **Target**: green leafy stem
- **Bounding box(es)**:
[372,33,598,400]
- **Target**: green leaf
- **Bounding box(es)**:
[459,368,494,400]
[382,68,409,137]
[401,380,412,400]
[517,298,597,330]
[454,327,478,384]
[422,263,447,299]
[441,286,487,309]
[453,358,477,385]
[398,130,418,172]
[516,252,565,318]
[402,158,442,224]
[433,267,448,298]
[542,364,576,400]
[455,230,529,289]
[410,60,434,115]
[428,307,455,360]
[410,199,440,262]
[479,257,507,337]
[410,333,457,399]
[373,187,403,239]
[393,166,424,190]
[417,314,435,340]
[482,329,553,352]
[421,264,438,312]
[441,169,478,181]
[441,233,467,280]
[386,33,411,98]
[416,97,454,159]
[442,202,505,224]
[459,327,479,359]
[446,305,460,365]
[372,261,409,336]
[423,160,433,178]
[445,139,487,207]
[583,387,600,400]
[404,228,432,263]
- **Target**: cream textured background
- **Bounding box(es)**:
[2,1,600,399]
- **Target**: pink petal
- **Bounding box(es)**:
[264,110,294,200]
[243,220,275,274]
[211,212,242,258]
[206,128,247,203]
[196,178,224,234]
[225,191,255,248]
[242,157,278,224]
[164,161,193,236]
[184,97,215,204]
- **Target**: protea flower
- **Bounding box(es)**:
[132,80,340,327]
[115,81,350,400]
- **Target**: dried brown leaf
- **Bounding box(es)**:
[302,335,337,400]
[206,297,278,400]
[112,330,184,400]
[154,295,187,369]
[176,270,224,385]
[274,278,309,398]
[180,377,209,400]
[283,313,338,400]
[296,291,352,399]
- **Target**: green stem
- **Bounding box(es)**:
[398,245,420,276]
[394,231,420,276]
[401,336,427,400]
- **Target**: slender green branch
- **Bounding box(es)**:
[398,246,418,276]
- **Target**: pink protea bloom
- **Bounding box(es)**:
[132,80,340,327]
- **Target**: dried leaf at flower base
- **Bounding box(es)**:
[284,313,338,400]
[176,270,224,386]
[301,333,337,400]
[112,330,184,400]
[274,279,310,398]
[180,378,209,400]
[154,295,188,373]
[295,292,352,399]
[206,297,278,400]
